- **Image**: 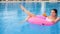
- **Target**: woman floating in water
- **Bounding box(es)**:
[20,5,60,26]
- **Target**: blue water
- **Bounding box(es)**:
[0,2,60,34]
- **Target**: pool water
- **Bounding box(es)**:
[0,2,60,34]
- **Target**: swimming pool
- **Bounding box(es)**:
[0,2,60,34]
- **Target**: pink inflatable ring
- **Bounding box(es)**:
[28,15,54,26]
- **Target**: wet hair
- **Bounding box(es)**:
[52,9,58,16]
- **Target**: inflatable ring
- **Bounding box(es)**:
[28,15,54,26]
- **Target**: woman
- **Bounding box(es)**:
[20,5,60,24]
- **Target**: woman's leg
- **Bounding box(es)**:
[20,5,35,17]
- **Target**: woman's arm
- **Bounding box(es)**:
[53,17,60,23]
[20,5,35,17]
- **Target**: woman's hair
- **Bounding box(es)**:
[52,9,58,16]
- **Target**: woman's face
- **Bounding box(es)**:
[50,10,56,17]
